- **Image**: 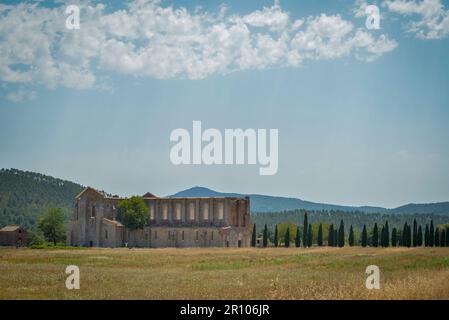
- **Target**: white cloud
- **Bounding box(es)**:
[353,0,370,18]
[384,0,449,39]
[6,89,37,103]
[0,0,397,95]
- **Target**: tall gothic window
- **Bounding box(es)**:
[149,204,155,220]
[202,203,209,220]
[217,202,224,220]
[189,203,195,220]
[162,203,168,220]
[175,203,181,220]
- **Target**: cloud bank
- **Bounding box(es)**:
[0,0,398,92]
[384,0,449,39]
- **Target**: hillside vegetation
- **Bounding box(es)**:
[0,168,83,229]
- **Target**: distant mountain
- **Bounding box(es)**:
[1,169,448,231]
[391,202,449,215]
[170,186,449,215]
[0,168,84,229]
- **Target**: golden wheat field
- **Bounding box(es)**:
[1,247,449,300]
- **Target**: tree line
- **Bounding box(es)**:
[251,213,449,248]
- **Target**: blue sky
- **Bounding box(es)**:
[0,0,448,208]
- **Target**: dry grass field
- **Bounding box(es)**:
[1,247,449,300]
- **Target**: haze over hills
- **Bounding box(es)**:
[170,186,449,215]
[1,168,449,229]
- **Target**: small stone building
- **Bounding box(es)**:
[69,187,253,248]
[0,226,27,247]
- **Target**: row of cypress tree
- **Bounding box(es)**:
[252,217,449,248]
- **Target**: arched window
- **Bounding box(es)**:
[162,203,168,220]
[217,202,224,220]
[175,203,181,220]
[202,203,209,220]
[189,203,195,220]
[149,204,155,220]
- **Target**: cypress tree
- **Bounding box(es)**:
[274,224,279,247]
[361,224,367,247]
[435,228,440,247]
[391,228,397,247]
[295,226,301,248]
[446,228,449,247]
[380,225,385,247]
[425,224,429,247]
[385,221,390,247]
[317,223,323,246]
[263,224,268,248]
[412,219,418,247]
[407,225,412,248]
[372,223,379,247]
[308,224,313,247]
[417,225,423,247]
[333,229,338,247]
[430,220,435,247]
[251,224,256,247]
[338,220,345,247]
[328,224,334,247]
[440,229,446,248]
[348,225,354,247]
[303,212,308,248]
[285,227,290,248]
[402,223,407,247]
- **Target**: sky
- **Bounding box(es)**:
[0,0,448,208]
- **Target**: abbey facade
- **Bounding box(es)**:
[69,187,252,248]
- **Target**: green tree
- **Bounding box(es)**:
[429,220,435,247]
[446,227,449,247]
[402,223,408,247]
[391,227,397,247]
[295,226,301,248]
[274,224,279,247]
[117,196,149,230]
[372,223,379,247]
[338,220,345,247]
[37,207,66,245]
[284,227,290,248]
[441,229,446,248]
[328,224,334,246]
[435,228,440,247]
[251,224,256,247]
[317,223,323,246]
[384,221,390,247]
[308,224,313,247]
[361,224,367,247]
[417,225,423,246]
[303,212,308,248]
[425,224,429,247]
[407,224,412,247]
[263,224,268,248]
[348,225,354,247]
[27,229,45,246]
[412,219,418,247]
[380,225,386,247]
[333,229,338,247]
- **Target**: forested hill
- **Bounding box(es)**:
[0,168,84,229]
